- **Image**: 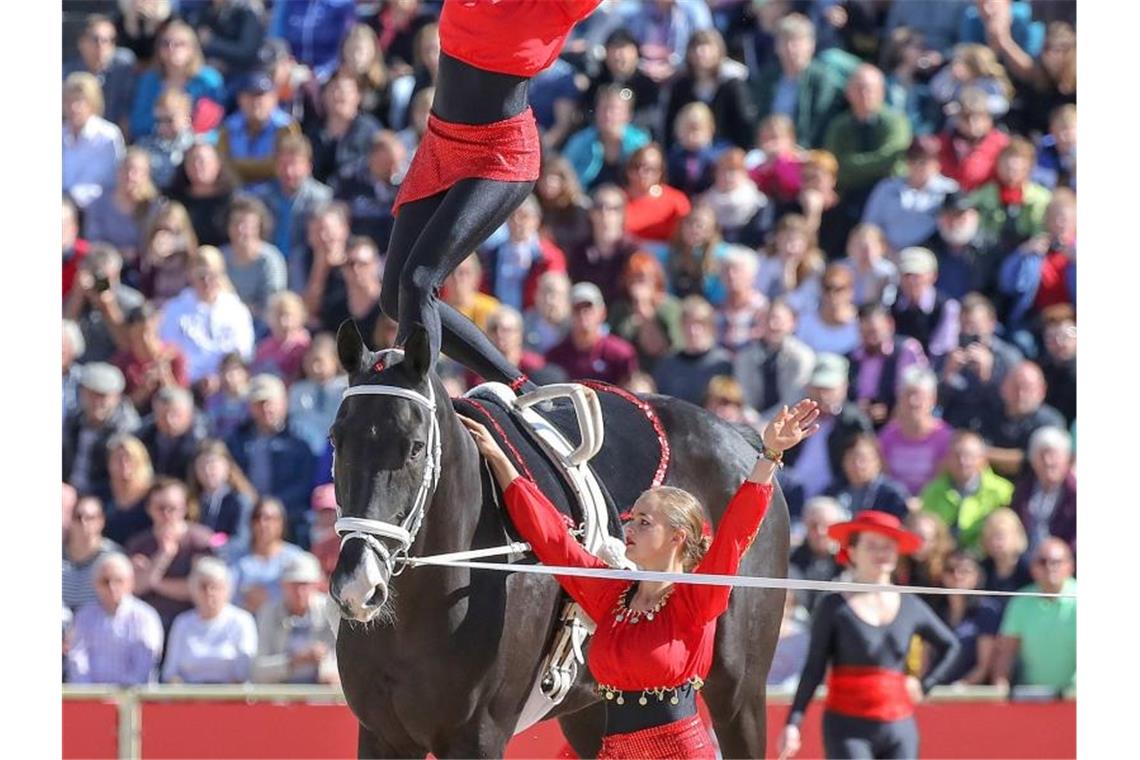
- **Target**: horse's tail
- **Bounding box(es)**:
[728,422,764,454]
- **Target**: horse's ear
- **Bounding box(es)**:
[337,319,369,374]
[404,322,432,378]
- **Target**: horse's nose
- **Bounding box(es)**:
[330,541,389,620]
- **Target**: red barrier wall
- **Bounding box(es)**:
[63,697,1076,759]
[62,699,118,759]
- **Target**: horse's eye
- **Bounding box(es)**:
[411,441,426,457]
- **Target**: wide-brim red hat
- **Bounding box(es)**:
[828,510,923,564]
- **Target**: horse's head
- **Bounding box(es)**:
[328,320,441,622]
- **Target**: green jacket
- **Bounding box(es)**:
[967,181,1053,242]
[751,59,848,149]
[822,107,912,193]
[921,468,1015,550]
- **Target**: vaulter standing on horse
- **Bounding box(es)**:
[460,400,821,759]
[381,0,602,393]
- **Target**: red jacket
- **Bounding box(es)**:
[938,129,1010,192]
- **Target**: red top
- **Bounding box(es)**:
[504,476,774,690]
[937,130,1009,192]
[439,0,602,78]
[624,185,693,243]
[1033,249,1073,310]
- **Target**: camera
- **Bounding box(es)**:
[958,332,980,350]
[92,273,111,293]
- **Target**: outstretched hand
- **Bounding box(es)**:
[762,400,821,453]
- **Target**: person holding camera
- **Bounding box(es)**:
[940,293,1024,433]
[64,244,144,363]
[112,304,190,416]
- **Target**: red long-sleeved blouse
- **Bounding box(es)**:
[504,476,774,691]
[439,0,602,78]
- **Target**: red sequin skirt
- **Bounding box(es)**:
[597,714,716,759]
[392,107,541,215]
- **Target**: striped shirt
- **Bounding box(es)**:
[66,596,164,685]
[62,540,123,613]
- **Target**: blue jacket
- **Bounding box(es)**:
[998,246,1077,330]
[225,421,316,520]
[221,108,294,163]
[129,67,225,139]
[270,0,356,78]
[563,125,650,190]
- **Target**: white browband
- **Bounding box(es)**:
[333,352,442,575]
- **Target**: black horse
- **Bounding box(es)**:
[328,321,789,758]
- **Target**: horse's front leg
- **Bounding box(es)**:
[431,715,512,760]
[357,720,427,759]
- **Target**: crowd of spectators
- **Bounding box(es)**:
[61,0,1075,695]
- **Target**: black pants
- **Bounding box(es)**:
[381,177,534,387]
[822,711,919,759]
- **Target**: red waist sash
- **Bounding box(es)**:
[393,107,541,214]
[825,666,914,721]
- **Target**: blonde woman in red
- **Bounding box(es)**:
[460,400,820,758]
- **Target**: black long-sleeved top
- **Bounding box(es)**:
[787,591,960,727]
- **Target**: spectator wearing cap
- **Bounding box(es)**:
[308,485,340,581]
[939,292,1024,431]
[968,137,1052,255]
[922,190,993,299]
[66,553,164,685]
[129,20,225,139]
[997,188,1076,343]
[784,353,874,499]
[63,363,141,501]
[1037,307,1076,426]
[252,552,338,684]
[482,196,569,312]
[825,434,910,520]
[269,0,356,80]
[788,496,845,613]
[159,245,256,386]
[567,185,640,305]
[137,386,208,479]
[921,430,1014,552]
[936,86,1010,193]
[1008,426,1076,558]
[187,439,257,556]
[230,497,305,614]
[334,130,405,251]
[225,374,317,543]
[563,86,651,192]
[796,263,860,357]
[194,0,268,78]
[1032,104,1076,191]
[63,72,126,210]
[992,537,1076,694]
[305,73,382,187]
[134,88,197,192]
[823,64,912,213]
[877,367,954,497]
[651,296,733,405]
[663,28,756,151]
[63,14,139,131]
[63,319,87,421]
[700,148,768,248]
[113,304,190,416]
[163,557,258,684]
[288,335,349,457]
[218,71,301,190]
[545,283,639,386]
[126,478,217,632]
[733,298,815,423]
[66,243,144,364]
[750,14,847,150]
[63,495,122,614]
[863,135,959,252]
[252,135,334,264]
[220,195,288,322]
[847,303,928,428]
[469,306,566,389]
[584,28,662,138]
[979,361,1066,479]
[891,246,960,360]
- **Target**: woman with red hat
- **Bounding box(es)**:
[460,400,821,758]
[777,510,960,760]
[379,0,602,392]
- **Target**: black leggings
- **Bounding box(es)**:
[822,712,919,759]
[381,177,534,386]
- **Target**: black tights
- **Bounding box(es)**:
[381,177,534,387]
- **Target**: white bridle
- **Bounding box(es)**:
[333,351,442,576]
